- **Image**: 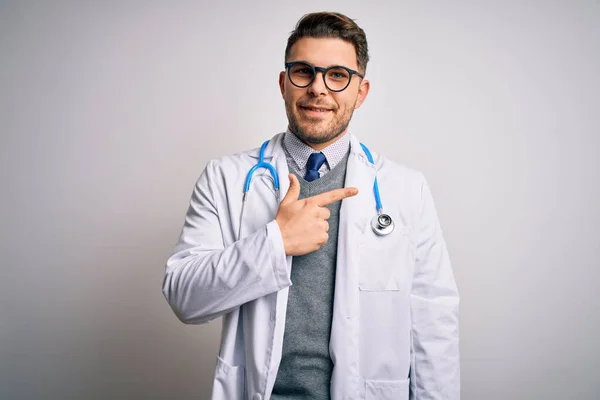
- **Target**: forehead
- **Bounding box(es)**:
[288,37,358,69]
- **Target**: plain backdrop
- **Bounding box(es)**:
[1,1,599,399]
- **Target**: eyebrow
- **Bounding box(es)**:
[292,60,356,69]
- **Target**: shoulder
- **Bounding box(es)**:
[203,132,285,175]
[375,151,423,182]
[352,135,426,190]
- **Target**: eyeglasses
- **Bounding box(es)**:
[285,61,364,92]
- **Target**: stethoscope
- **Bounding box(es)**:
[239,140,395,239]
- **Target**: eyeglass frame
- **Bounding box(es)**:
[284,61,365,92]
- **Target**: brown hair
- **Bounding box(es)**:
[285,12,370,73]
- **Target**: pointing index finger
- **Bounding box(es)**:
[307,187,359,207]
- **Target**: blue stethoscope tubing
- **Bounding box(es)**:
[358,142,383,213]
[240,139,394,239]
[244,141,281,195]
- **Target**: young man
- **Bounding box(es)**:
[163,12,460,400]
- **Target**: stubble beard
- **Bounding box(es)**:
[285,100,356,145]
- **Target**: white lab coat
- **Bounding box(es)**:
[162,132,460,400]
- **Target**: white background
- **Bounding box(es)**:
[1,1,599,399]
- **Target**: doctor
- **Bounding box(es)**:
[162,11,459,400]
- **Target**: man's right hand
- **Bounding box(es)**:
[275,174,359,256]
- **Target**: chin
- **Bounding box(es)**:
[304,135,331,145]
[298,127,341,144]
[287,109,348,145]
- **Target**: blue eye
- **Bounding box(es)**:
[327,68,350,81]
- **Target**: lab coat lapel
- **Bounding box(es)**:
[262,132,295,397]
[270,133,290,204]
[329,134,377,397]
[241,133,288,236]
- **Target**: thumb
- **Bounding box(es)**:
[281,174,300,204]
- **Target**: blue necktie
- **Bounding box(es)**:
[304,152,327,182]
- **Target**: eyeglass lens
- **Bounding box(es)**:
[288,62,351,91]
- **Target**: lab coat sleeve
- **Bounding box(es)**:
[162,159,291,325]
[409,174,460,399]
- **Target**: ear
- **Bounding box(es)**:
[279,71,286,96]
[354,78,370,109]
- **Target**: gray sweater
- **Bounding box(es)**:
[271,150,350,400]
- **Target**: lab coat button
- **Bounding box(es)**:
[252,394,262,400]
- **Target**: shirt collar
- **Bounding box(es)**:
[283,128,351,171]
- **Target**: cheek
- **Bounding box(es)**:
[282,94,295,111]
[335,100,352,115]
[342,96,359,113]
[283,89,301,108]
[332,94,352,111]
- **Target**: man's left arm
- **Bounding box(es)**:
[409,174,460,400]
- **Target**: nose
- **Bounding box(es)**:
[307,70,328,96]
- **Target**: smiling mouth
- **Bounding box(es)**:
[300,106,333,112]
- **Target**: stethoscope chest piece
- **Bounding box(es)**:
[371,213,395,236]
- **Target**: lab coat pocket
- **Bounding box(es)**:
[365,378,410,400]
[358,225,414,291]
[212,356,245,399]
